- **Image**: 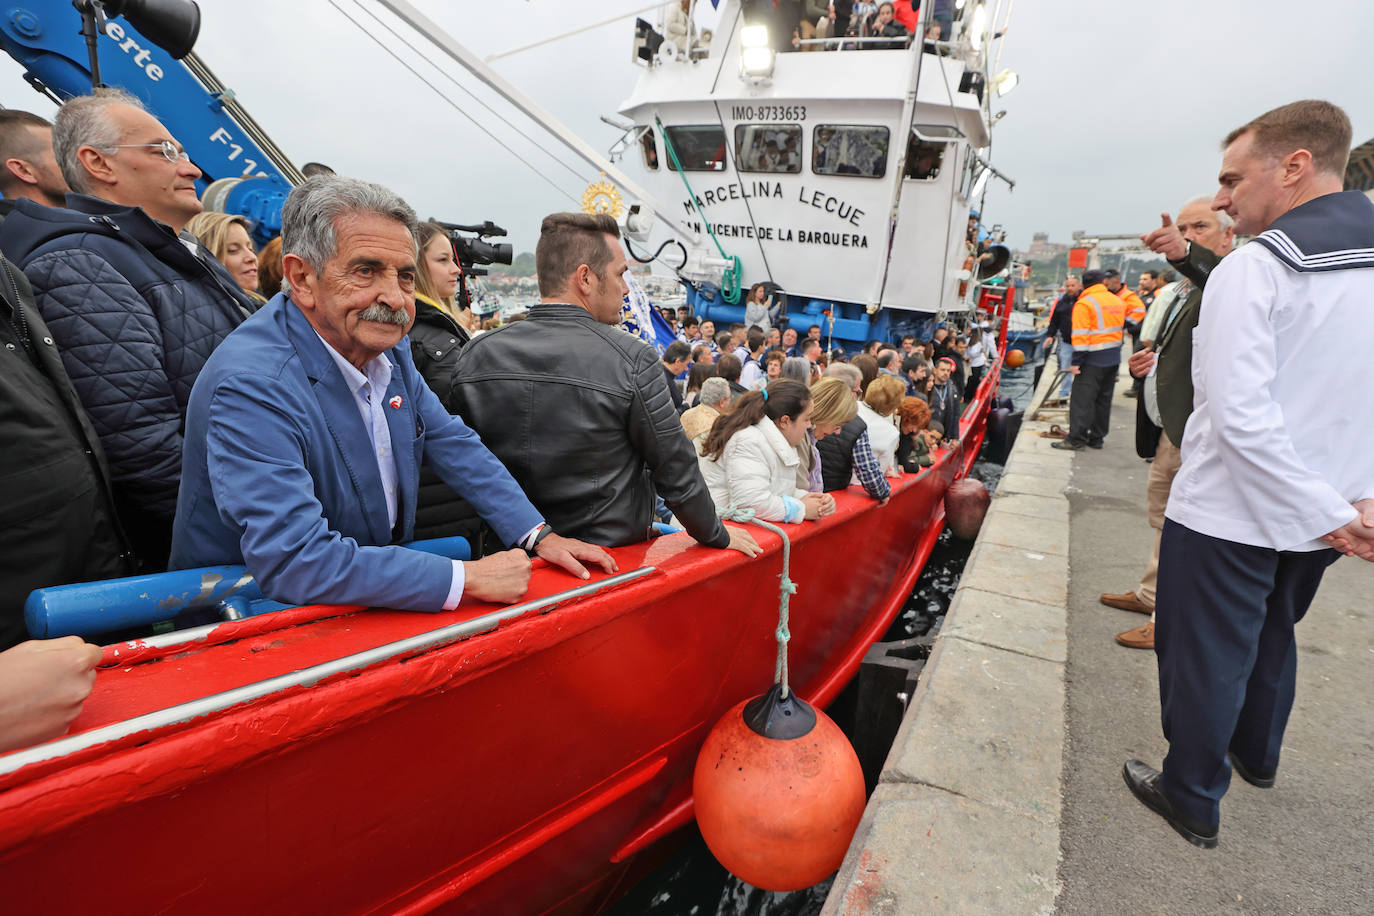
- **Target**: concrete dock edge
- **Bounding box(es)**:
[823,367,1071,916]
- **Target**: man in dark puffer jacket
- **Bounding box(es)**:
[0,250,133,648]
[0,90,255,569]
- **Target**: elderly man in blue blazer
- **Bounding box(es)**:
[171,176,614,611]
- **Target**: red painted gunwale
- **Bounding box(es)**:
[0,362,1002,916]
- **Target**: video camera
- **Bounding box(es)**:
[435,220,513,276]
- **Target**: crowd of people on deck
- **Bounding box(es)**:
[0,89,1000,754]
[740,0,960,52]
[659,303,997,519]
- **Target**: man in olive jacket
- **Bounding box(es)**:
[1100,198,1234,649]
[450,213,759,556]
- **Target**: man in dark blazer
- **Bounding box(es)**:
[1100,198,1234,650]
[172,177,613,613]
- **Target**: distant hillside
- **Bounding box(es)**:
[487,251,535,277]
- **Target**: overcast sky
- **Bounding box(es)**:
[2,0,1371,254]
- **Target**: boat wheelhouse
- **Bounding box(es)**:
[615,1,1003,346]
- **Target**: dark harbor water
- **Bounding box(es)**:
[607,455,1006,916]
[997,349,1042,414]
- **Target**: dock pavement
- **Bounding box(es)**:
[823,361,1374,915]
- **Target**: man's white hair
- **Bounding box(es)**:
[282,175,417,272]
[52,88,146,195]
[1182,195,1235,230]
[698,376,731,408]
[824,362,862,388]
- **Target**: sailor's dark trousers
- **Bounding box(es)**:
[1154,519,1339,826]
[1066,363,1115,446]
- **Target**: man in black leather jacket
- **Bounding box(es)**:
[450,213,759,555]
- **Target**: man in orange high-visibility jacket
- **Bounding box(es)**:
[1107,269,1148,331]
[1053,268,1126,450]
[1106,268,1148,398]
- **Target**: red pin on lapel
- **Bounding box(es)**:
[389,395,403,410]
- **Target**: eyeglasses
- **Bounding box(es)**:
[99,139,190,163]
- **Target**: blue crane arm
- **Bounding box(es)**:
[0,1,297,243]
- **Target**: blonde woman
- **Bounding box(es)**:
[813,371,891,505]
[407,222,480,541]
[415,221,479,334]
[185,211,263,303]
[860,373,905,477]
[409,222,471,409]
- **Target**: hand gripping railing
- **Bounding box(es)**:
[23,536,473,640]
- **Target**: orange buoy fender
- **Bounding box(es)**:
[945,477,990,540]
[693,686,866,892]
[1005,348,1026,368]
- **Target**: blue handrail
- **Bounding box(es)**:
[24,537,473,640]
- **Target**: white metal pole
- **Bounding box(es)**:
[993,0,1016,73]
[374,0,701,247]
[484,3,669,62]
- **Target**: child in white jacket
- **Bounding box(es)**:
[698,379,835,523]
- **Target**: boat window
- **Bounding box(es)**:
[811,125,890,179]
[904,137,946,180]
[734,124,802,173]
[663,125,727,171]
[640,129,659,170]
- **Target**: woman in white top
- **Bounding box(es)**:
[860,374,905,477]
[698,380,835,523]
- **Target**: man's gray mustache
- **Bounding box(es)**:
[359,303,411,327]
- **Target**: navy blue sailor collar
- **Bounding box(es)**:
[1252,190,1374,272]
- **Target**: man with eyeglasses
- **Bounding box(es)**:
[0,89,257,570]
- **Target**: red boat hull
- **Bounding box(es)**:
[0,368,1000,915]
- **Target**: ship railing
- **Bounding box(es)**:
[794,35,915,51]
[0,565,659,776]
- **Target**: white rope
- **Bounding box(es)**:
[718,508,797,697]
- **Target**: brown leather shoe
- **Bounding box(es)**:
[1100,591,1153,615]
[1116,622,1154,650]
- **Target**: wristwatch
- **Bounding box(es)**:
[525,524,554,556]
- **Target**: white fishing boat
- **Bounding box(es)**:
[608,0,1017,346]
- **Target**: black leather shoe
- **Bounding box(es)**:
[1122,759,1218,849]
[1087,439,1105,449]
[1228,751,1276,788]
[1051,439,1084,450]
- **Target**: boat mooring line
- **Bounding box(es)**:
[0,567,658,777]
[330,0,585,204]
[718,509,795,696]
[711,100,774,284]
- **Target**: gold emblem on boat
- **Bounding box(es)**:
[581,173,624,219]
